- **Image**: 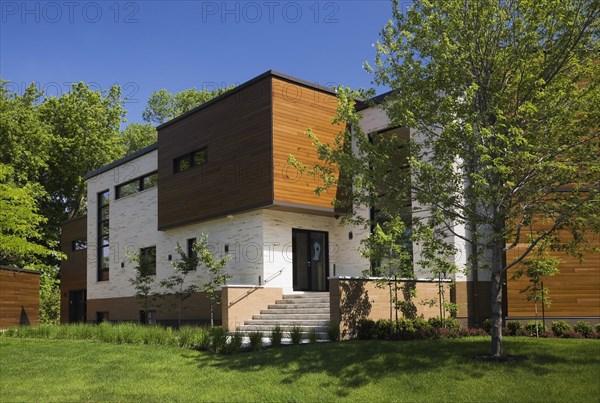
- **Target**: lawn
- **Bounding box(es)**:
[0,337,598,402]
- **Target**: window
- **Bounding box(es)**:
[71,239,87,251]
[116,172,158,199]
[140,246,156,276]
[97,190,110,281]
[96,311,109,323]
[174,149,207,173]
[187,238,197,260]
[139,310,156,325]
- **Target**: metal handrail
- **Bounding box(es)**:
[227,268,284,307]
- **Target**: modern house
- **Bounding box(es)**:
[60,70,599,333]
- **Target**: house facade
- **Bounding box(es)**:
[60,70,599,330]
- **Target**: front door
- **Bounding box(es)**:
[293,229,328,291]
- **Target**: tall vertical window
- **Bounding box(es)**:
[97,190,110,281]
[139,246,156,276]
[187,238,197,260]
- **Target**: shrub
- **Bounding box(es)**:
[428,317,460,330]
[356,319,376,340]
[270,325,283,347]
[562,330,583,339]
[375,319,391,340]
[573,321,593,337]
[482,319,492,334]
[506,321,524,336]
[437,327,460,339]
[327,323,340,342]
[393,318,417,340]
[222,332,243,354]
[248,331,264,351]
[551,321,571,337]
[596,323,600,333]
[308,329,318,344]
[413,318,435,339]
[207,326,227,353]
[526,321,546,335]
[289,326,303,345]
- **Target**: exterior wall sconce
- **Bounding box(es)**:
[349,232,353,240]
[168,254,172,261]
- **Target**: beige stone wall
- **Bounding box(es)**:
[330,278,451,338]
[221,286,282,331]
[87,291,222,325]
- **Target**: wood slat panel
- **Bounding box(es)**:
[0,268,40,328]
[158,78,273,230]
[272,77,342,210]
[507,227,600,317]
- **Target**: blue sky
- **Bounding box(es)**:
[1,1,395,125]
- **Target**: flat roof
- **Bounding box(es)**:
[85,142,157,180]
[156,69,338,130]
[0,265,40,275]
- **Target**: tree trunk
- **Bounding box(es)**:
[490,239,504,357]
[210,303,214,327]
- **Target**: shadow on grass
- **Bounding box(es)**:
[180,338,597,394]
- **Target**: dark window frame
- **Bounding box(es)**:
[115,171,158,199]
[139,246,157,276]
[71,239,87,251]
[174,148,207,173]
[97,190,110,282]
[187,238,197,265]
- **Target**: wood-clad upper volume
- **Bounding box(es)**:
[157,72,342,230]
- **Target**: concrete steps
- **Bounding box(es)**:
[236,293,331,340]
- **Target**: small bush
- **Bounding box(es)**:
[356,319,376,340]
[482,319,493,334]
[596,323,600,333]
[270,325,283,347]
[308,329,318,344]
[428,317,460,330]
[506,321,524,336]
[289,326,303,345]
[248,331,264,351]
[207,326,227,353]
[562,330,583,339]
[573,321,593,337]
[327,323,340,342]
[526,321,546,335]
[551,321,571,337]
[223,332,243,354]
[374,319,391,340]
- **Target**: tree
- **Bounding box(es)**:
[142,86,234,125]
[362,216,414,335]
[129,253,158,324]
[120,123,157,155]
[194,235,231,327]
[0,164,59,266]
[160,243,200,328]
[300,0,599,357]
[511,249,559,336]
[39,82,126,222]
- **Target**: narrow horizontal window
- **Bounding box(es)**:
[174,149,207,173]
[72,239,87,251]
[116,171,158,199]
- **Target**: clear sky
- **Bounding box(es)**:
[0,0,396,125]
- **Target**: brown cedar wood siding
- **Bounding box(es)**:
[271,77,341,211]
[59,216,88,323]
[157,77,274,230]
[506,222,600,319]
[0,267,40,328]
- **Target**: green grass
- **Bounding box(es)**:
[0,337,598,402]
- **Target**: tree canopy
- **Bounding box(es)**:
[302,0,599,356]
[142,86,234,125]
